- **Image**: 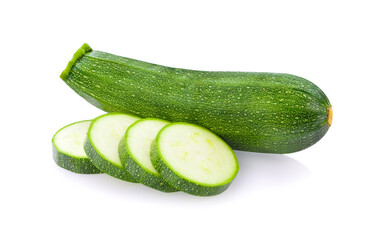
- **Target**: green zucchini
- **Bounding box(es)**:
[119,118,178,192]
[61,43,332,153]
[52,120,101,174]
[151,122,239,196]
[84,113,140,182]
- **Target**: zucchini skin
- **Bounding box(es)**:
[84,137,138,183]
[118,136,178,192]
[52,146,102,174]
[61,43,331,153]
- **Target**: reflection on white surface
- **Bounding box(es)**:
[61,150,312,201]
[233,150,311,189]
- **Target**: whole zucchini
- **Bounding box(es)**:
[60,43,332,153]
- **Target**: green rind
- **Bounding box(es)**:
[52,145,102,174]
[150,141,232,197]
[61,43,332,153]
[60,43,92,80]
[84,137,137,183]
[118,135,178,192]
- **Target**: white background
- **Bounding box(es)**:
[1,0,385,239]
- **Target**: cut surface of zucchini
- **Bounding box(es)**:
[85,113,140,182]
[119,119,177,192]
[52,120,101,174]
[151,123,239,196]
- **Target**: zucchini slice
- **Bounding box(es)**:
[84,113,140,182]
[119,119,178,192]
[52,120,101,174]
[151,123,239,196]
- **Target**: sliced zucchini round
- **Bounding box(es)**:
[119,119,178,192]
[151,122,239,196]
[84,113,140,182]
[52,120,101,174]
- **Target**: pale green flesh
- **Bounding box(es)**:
[89,114,140,166]
[53,120,91,158]
[158,124,237,185]
[126,119,169,175]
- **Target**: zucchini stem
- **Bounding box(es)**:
[328,106,333,126]
[60,43,92,80]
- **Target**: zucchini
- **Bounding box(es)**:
[52,120,101,174]
[84,113,140,182]
[151,122,239,196]
[61,43,332,153]
[119,118,178,192]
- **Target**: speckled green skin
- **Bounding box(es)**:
[118,135,177,192]
[61,43,331,153]
[84,137,138,183]
[150,141,233,197]
[52,145,102,174]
